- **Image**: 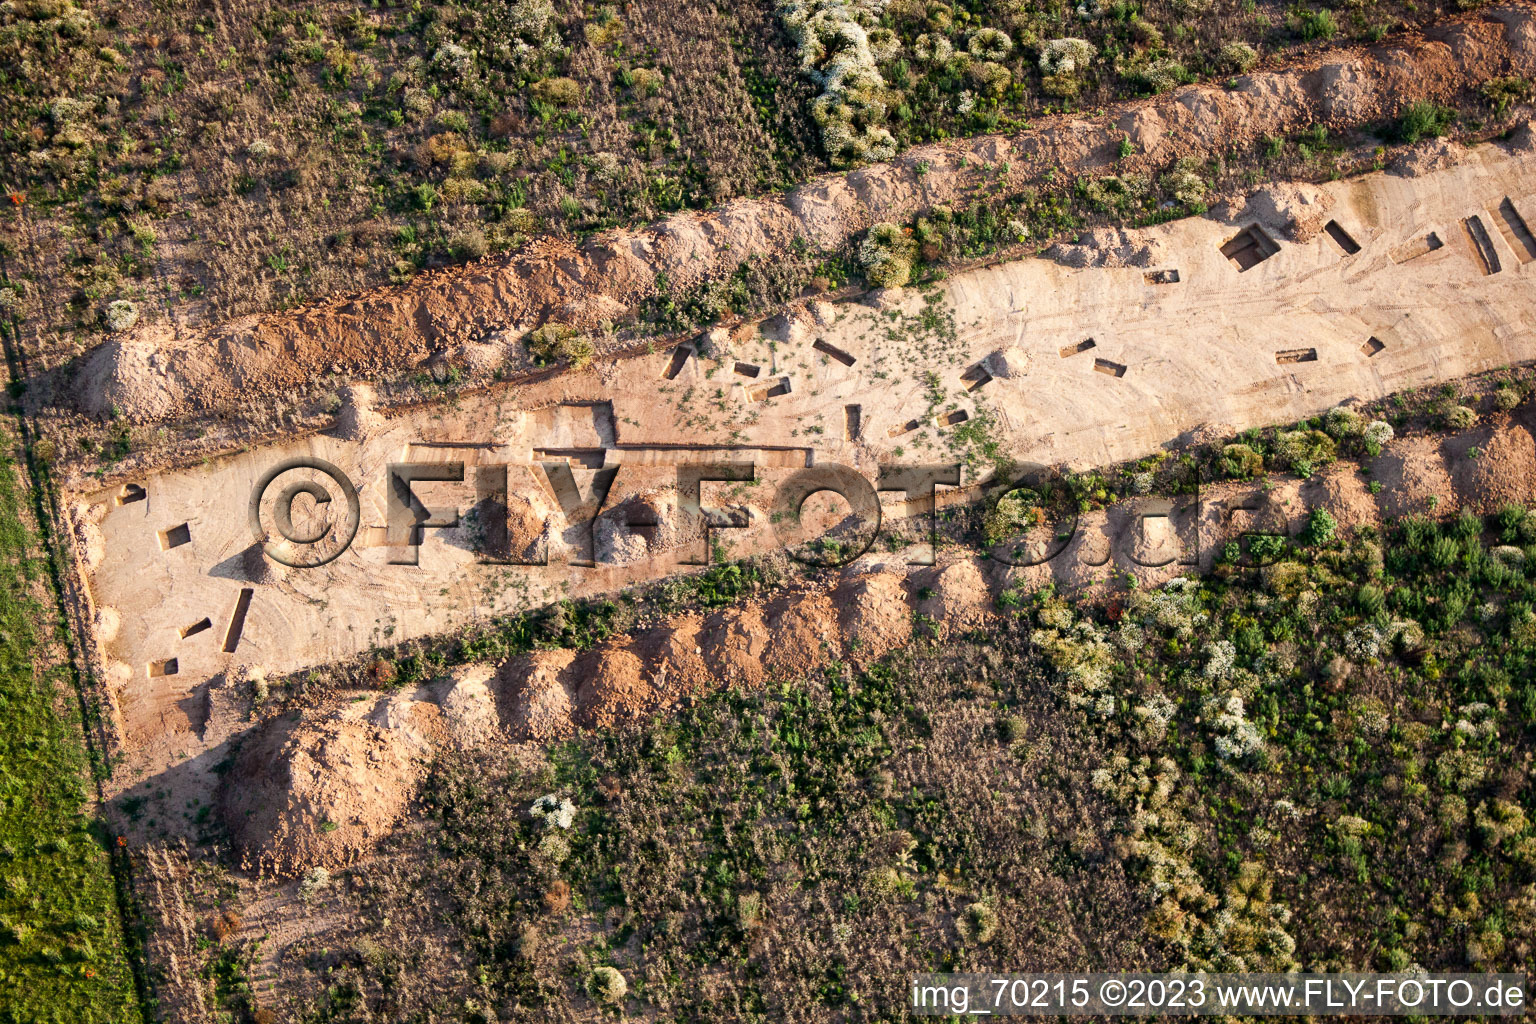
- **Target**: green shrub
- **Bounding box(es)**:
[1445,404,1477,429]
[590,965,628,1003]
[1494,386,1521,411]
[1217,41,1259,74]
[1220,443,1263,479]
[1295,8,1337,39]
[1395,100,1455,143]
[531,76,581,106]
[1302,508,1338,546]
[858,222,919,288]
[524,324,594,368]
[1479,76,1531,113]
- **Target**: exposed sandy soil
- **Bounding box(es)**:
[834,571,913,662]
[1371,435,1458,518]
[70,4,1536,432]
[1447,423,1536,511]
[184,388,1535,878]
[220,715,420,877]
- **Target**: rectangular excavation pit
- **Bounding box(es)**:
[1324,220,1361,255]
[888,418,922,438]
[1495,198,1536,264]
[747,377,792,402]
[961,364,993,391]
[844,405,862,440]
[148,658,178,678]
[180,618,212,639]
[159,523,192,550]
[733,361,761,378]
[1059,338,1097,358]
[1463,214,1502,275]
[1390,232,1443,263]
[936,410,970,427]
[223,588,254,653]
[1143,269,1180,284]
[1275,348,1318,364]
[812,339,856,367]
[662,346,692,380]
[1093,358,1127,378]
[117,483,146,505]
[1361,336,1386,357]
[1220,225,1280,271]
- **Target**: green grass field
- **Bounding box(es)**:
[0,427,141,1023]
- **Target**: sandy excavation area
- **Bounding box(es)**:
[75,139,1536,730]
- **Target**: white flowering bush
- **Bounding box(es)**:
[105,299,139,332]
[1364,419,1394,447]
[1203,692,1265,762]
[1202,639,1236,681]
[1128,577,1205,640]
[432,42,476,82]
[1034,617,1117,715]
[1344,624,1382,662]
[530,793,576,829]
[1039,37,1096,76]
[912,32,953,63]
[780,0,898,166]
[1130,692,1177,745]
[968,27,1013,60]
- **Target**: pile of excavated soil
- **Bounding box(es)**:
[1447,424,1536,511]
[834,571,912,662]
[913,559,996,638]
[1371,436,1457,518]
[500,649,578,742]
[632,614,711,697]
[762,591,838,678]
[434,664,500,750]
[1301,465,1381,534]
[572,643,654,729]
[220,715,420,876]
[73,6,1536,427]
[699,606,772,689]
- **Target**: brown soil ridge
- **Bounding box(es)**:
[83,5,1536,424]
[214,402,1536,875]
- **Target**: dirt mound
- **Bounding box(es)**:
[220,715,420,876]
[499,648,578,742]
[1301,465,1380,535]
[75,332,186,423]
[331,384,383,441]
[69,502,105,572]
[1219,182,1334,242]
[913,559,995,637]
[762,591,838,679]
[1390,137,1469,178]
[71,6,1536,432]
[632,615,711,698]
[1447,424,1536,511]
[241,538,287,585]
[572,642,654,728]
[834,571,912,662]
[505,494,551,562]
[434,664,500,749]
[367,694,446,752]
[1371,436,1456,518]
[699,605,771,688]
[1045,227,1165,269]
